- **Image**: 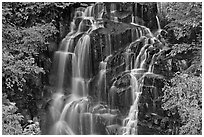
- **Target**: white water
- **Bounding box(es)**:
[121,35,160,135]
[98,61,107,102]
[50,6,96,134]
[155,16,161,30]
[50,3,161,135]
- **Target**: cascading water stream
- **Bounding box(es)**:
[98,61,107,102]
[121,59,142,135]
[124,49,133,70]
[49,2,162,135]
[50,5,97,134]
[121,35,159,135]
[105,34,112,55]
[84,5,95,17]
[155,16,161,30]
[134,44,150,69]
[98,55,113,102]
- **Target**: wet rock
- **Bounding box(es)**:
[43,2,171,135]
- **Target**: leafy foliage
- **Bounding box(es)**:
[2,3,59,94]
[22,121,41,135]
[2,93,41,135]
[158,2,202,135]
[2,23,48,102]
[162,74,202,134]
[2,93,24,135]
[164,2,202,43]
[2,2,73,27]
[163,2,202,72]
[2,2,59,132]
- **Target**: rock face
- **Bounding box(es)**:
[42,2,176,135]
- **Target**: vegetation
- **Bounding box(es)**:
[160,2,202,135]
[2,2,61,134]
[2,2,202,135]
[2,93,23,135]
[2,93,41,135]
[162,74,202,134]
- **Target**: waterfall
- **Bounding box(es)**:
[121,35,160,134]
[134,44,151,69]
[83,5,94,17]
[49,2,162,135]
[124,49,133,70]
[50,5,96,134]
[98,61,107,102]
[155,16,161,30]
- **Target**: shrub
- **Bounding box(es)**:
[162,73,202,135]
[2,93,24,135]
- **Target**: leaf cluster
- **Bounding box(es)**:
[159,2,202,135]
[162,74,202,134]
[2,93,24,135]
[164,2,201,43]
[2,2,73,27]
